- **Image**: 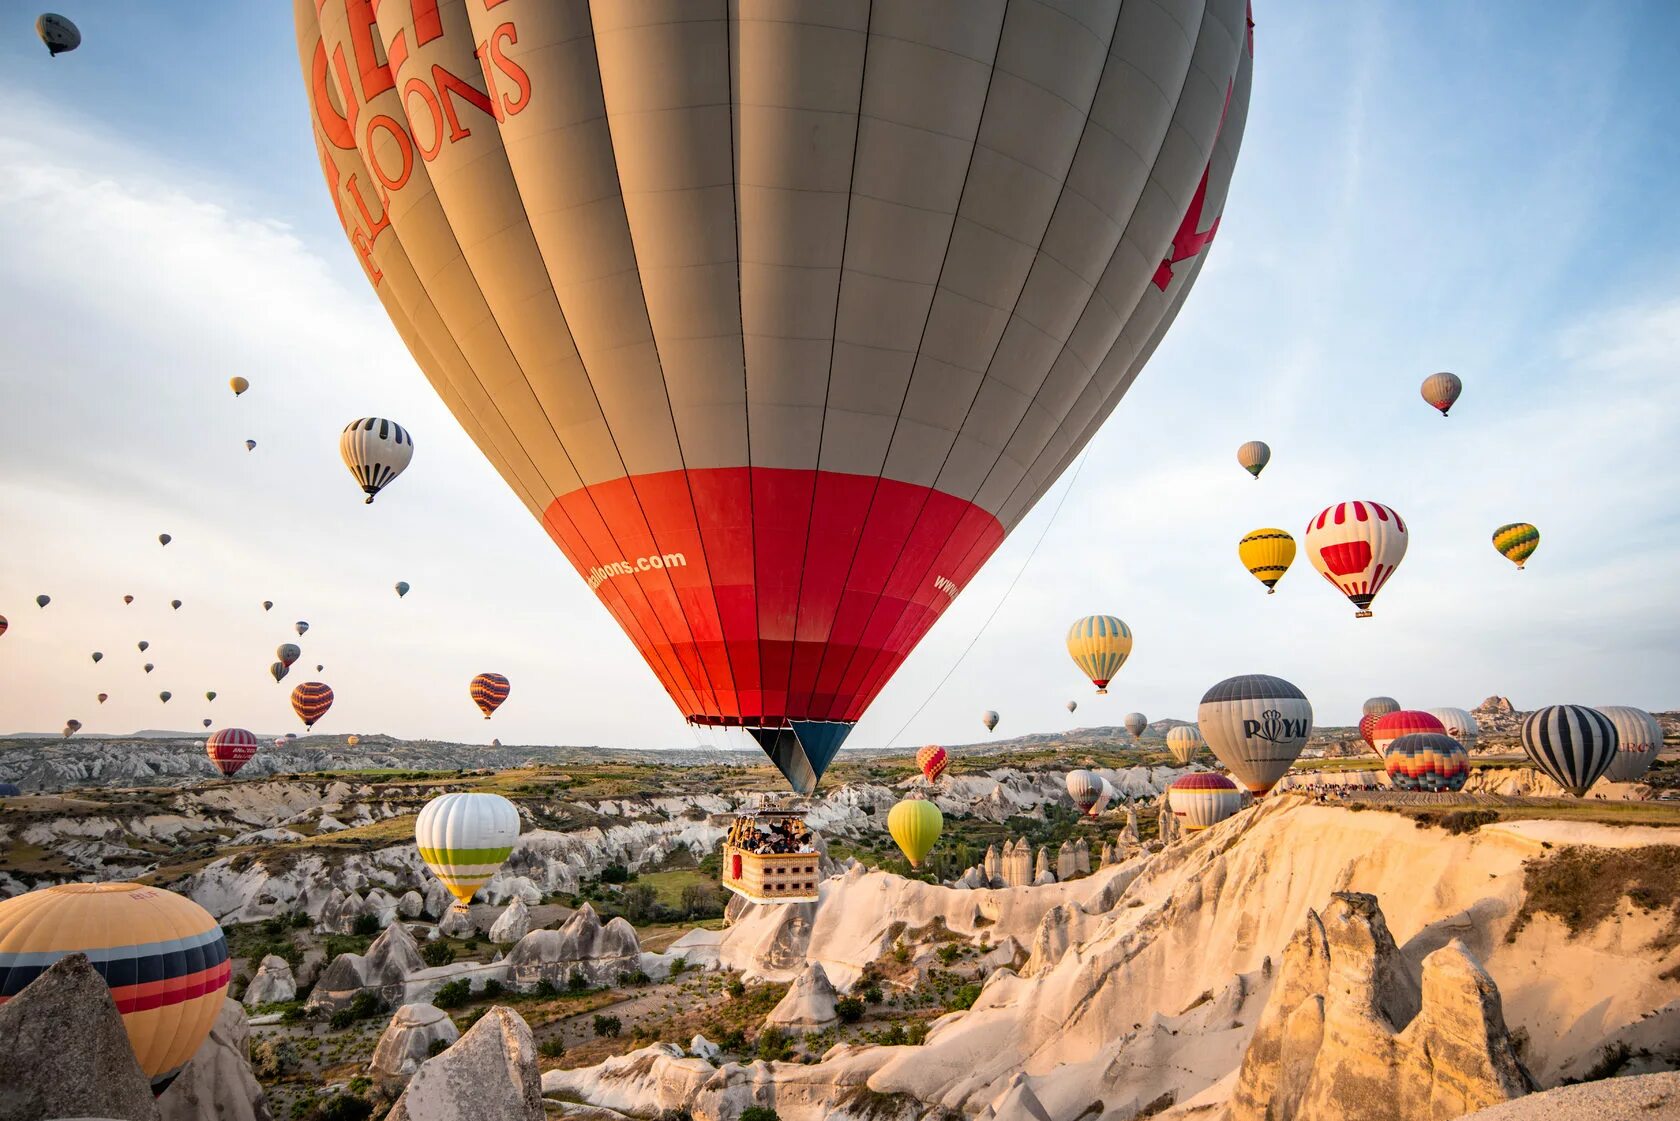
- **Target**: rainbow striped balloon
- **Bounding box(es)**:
[1066,615,1133,694]
[470,673,511,720]
[415,793,520,908]
[1384,733,1470,792]
[1492,523,1539,570]
[0,883,229,1082]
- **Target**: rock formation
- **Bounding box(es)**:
[316,887,368,934]
[398,889,425,918]
[306,918,425,1011]
[1457,1071,1680,1119]
[1157,798,1181,845]
[1055,841,1076,881]
[689,1034,722,1063]
[1100,840,1116,867]
[436,906,476,939]
[1033,846,1051,883]
[387,1006,543,1121]
[504,903,640,988]
[1073,837,1090,876]
[1002,838,1032,887]
[0,953,159,1121]
[1227,892,1532,1121]
[764,961,839,1028]
[371,1003,460,1081]
[156,1001,271,1121]
[983,843,1001,884]
[488,896,531,944]
[242,954,296,1007]
[976,1072,1054,1121]
[1123,801,1140,842]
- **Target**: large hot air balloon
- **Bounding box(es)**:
[291,682,334,728]
[340,418,414,504]
[230,376,250,396]
[91,651,102,663]
[206,728,260,778]
[887,798,942,869]
[35,13,80,56]
[470,673,511,719]
[1371,710,1445,759]
[1303,501,1408,618]
[415,792,520,909]
[35,595,49,609]
[1236,440,1270,479]
[1197,674,1313,795]
[294,0,1254,796]
[62,720,81,738]
[1597,706,1663,784]
[1385,733,1470,792]
[982,711,1000,734]
[1066,616,1133,694]
[294,621,309,636]
[915,745,947,784]
[1424,708,1478,751]
[1521,705,1619,797]
[1166,724,1205,766]
[1124,713,1148,739]
[270,661,289,684]
[1066,769,1104,816]
[1421,371,1462,417]
[1066,700,1078,714]
[1238,528,1294,594]
[1492,523,1539,571]
[158,534,172,547]
[394,581,410,598]
[0,883,229,1083]
[1168,772,1243,831]
[277,643,301,668]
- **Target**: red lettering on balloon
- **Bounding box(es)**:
[1152,81,1234,292]
[486,23,530,117]
[366,114,415,191]
[404,77,447,161]
[432,63,496,141]
[310,40,356,150]
[346,0,396,101]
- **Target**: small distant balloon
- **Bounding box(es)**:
[314,664,323,672]
[123,595,134,605]
[0,617,7,639]
[35,13,80,56]
[340,417,414,504]
[170,599,182,611]
[1238,528,1295,594]
[262,601,273,612]
[36,595,49,609]
[158,534,171,547]
[1066,700,1077,713]
[97,693,108,704]
[915,745,948,784]
[62,719,81,738]
[345,734,360,746]
[230,376,250,396]
[202,718,213,729]
[394,581,410,598]
[205,691,216,702]
[1420,371,1462,417]
[1492,523,1539,571]
[207,728,261,777]
[143,663,154,674]
[158,691,172,703]
[982,710,999,733]
[470,673,510,719]
[270,661,288,683]
[276,643,301,668]
[295,621,308,636]
[245,440,256,452]
[291,681,334,728]
[137,641,149,652]
[1124,712,1148,739]
[1236,440,1270,479]
[91,652,103,663]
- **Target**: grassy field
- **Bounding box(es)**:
[636,868,715,910]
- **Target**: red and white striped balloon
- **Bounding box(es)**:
[1303,501,1408,619]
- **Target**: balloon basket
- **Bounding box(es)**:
[1355,610,1373,619]
[719,811,820,905]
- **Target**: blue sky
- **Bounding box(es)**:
[2,3,1677,748]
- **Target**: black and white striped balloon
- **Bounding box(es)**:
[1520,705,1619,797]
[339,418,414,505]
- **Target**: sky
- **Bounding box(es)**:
[2,3,1678,750]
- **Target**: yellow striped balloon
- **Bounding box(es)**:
[887,797,943,869]
[1492,523,1539,570]
[1066,615,1133,694]
[1238,528,1296,594]
[415,793,521,909]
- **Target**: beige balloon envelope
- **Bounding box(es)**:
[1197,674,1313,795]
[290,0,1255,782]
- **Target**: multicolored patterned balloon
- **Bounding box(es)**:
[470,673,511,719]
[415,793,520,908]
[1371,710,1445,758]
[915,745,948,784]
[1237,441,1271,479]
[291,681,334,728]
[1420,371,1462,416]
[1492,523,1539,570]
[1384,733,1470,792]
[1304,501,1408,618]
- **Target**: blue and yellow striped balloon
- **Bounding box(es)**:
[1492,523,1539,570]
[1066,615,1133,694]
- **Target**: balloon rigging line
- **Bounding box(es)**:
[882,444,1095,749]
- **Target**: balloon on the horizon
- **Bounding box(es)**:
[294,621,308,636]
[245,439,257,452]
[1124,713,1148,739]
[262,601,273,612]
[291,682,333,728]
[0,882,229,1082]
[1371,710,1445,759]
[415,792,520,909]
[394,581,410,598]
[205,691,216,702]
[1166,724,1206,766]
[170,599,182,611]
[1236,440,1271,479]
[887,798,942,869]
[206,728,260,777]
[1066,616,1133,695]
[1492,523,1539,571]
[202,719,212,728]
[1385,733,1470,792]
[158,534,171,547]
[1521,705,1618,797]
[157,691,171,703]
[96,693,108,704]
[292,3,1254,799]
[346,734,360,747]
[34,13,80,56]
[1420,371,1462,417]
[915,745,948,784]
[339,418,414,505]
[230,376,250,396]
[273,737,286,749]
[1066,700,1078,714]
[1238,528,1295,594]
[270,661,288,684]
[1066,769,1104,816]
[35,595,49,609]
[91,651,102,663]
[1597,706,1663,784]
[1303,501,1408,618]
[1363,697,1401,718]
[982,711,1000,734]
[1424,708,1478,751]
[1198,674,1313,796]
[61,719,81,738]
[276,644,301,668]
[1168,772,1244,831]
[470,673,510,720]
[137,640,149,653]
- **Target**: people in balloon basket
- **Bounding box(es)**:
[728,815,812,856]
